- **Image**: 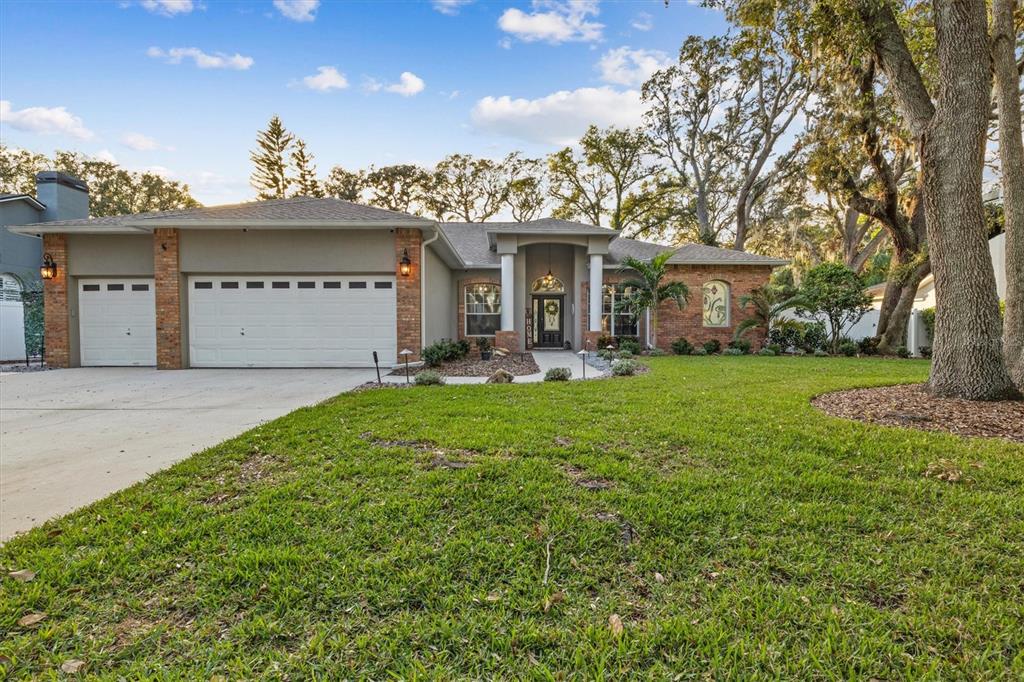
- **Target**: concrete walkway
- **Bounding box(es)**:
[384,350,599,384]
[0,367,376,541]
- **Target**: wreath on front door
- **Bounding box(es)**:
[544,300,559,317]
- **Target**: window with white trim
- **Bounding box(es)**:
[702,280,730,327]
[602,284,638,337]
[465,284,501,336]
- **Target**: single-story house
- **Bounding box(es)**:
[8,191,786,369]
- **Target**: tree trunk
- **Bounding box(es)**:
[877,259,932,354]
[993,0,1024,388]
[920,0,1018,399]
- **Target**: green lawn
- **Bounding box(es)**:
[2,358,1022,679]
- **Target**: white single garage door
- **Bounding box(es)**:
[188,275,397,368]
[78,279,157,366]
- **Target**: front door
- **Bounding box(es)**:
[534,295,564,348]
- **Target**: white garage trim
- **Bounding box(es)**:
[187,275,397,368]
[78,279,157,366]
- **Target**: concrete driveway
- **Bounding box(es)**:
[0,367,376,541]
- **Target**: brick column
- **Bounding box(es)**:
[154,228,182,369]
[42,233,70,368]
[395,228,422,362]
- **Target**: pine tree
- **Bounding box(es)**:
[290,139,323,198]
[250,115,294,200]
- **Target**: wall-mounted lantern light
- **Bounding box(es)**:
[399,249,412,277]
[40,253,57,280]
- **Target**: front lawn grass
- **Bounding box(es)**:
[1,358,1022,678]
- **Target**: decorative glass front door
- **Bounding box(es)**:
[533,296,563,348]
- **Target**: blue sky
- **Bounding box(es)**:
[1,1,726,204]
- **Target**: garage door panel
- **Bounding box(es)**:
[79,279,156,366]
[188,275,397,368]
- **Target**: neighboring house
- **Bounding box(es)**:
[8,196,785,369]
[0,172,90,361]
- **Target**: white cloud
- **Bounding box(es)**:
[630,11,653,31]
[597,47,671,87]
[386,72,425,96]
[498,0,603,45]
[147,46,253,70]
[139,0,194,16]
[0,100,94,139]
[120,131,174,151]
[432,0,473,15]
[273,0,319,22]
[299,66,349,91]
[498,37,513,50]
[94,149,118,163]
[471,86,645,146]
[141,165,175,177]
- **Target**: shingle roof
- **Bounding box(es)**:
[438,223,497,266]
[16,196,433,228]
[484,218,618,236]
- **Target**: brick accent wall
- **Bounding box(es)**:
[580,264,774,350]
[154,228,182,369]
[42,233,70,368]
[395,228,422,362]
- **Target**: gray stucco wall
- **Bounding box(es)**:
[67,235,154,276]
[424,246,455,344]
[523,243,578,348]
[0,201,44,288]
[179,229,395,273]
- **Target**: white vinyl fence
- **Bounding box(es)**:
[778,307,932,356]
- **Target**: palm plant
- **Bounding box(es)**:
[617,251,690,350]
[734,284,800,341]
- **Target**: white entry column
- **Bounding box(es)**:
[500,253,515,330]
[589,253,603,332]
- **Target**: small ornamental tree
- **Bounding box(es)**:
[796,263,871,354]
[618,251,689,350]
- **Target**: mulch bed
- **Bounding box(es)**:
[812,383,1024,443]
[390,353,540,378]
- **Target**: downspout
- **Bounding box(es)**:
[421,227,440,350]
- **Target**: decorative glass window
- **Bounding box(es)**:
[532,275,565,293]
[702,280,730,327]
[465,284,501,336]
[0,274,22,302]
[602,284,639,337]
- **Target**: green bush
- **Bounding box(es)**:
[475,337,491,352]
[918,345,932,358]
[422,339,470,367]
[597,349,615,361]
[692,347,708,356]
[896,345,910,358]
[596,335,616,350]
[727,339,751,354]
[813,349,829,357]
[611,359,640,376]
[616,349,634,360]
[414,370,444,386]
[618,338,642,355]
[544,367,572,381]
[757,348,776,356]
[455,338,471,356]
[647,348,668,357]
[768,319,826,353]
[671,337,693,355]
[766,343,782,355]
[858,337,879,356]
[839,340,858,357]
[920,307,935,341]
[703,339,721,354]
[722,348,744,356]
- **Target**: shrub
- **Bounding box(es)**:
[839,340,858,357]
[857,336,880,356]
[475,337,491,352]
[611,359,640,376]
[618,338,642,355]
[421,338,470,367]
[648,348,668,357]
[722,348,743,356]
[813,349,829,357]
[597,349,615,361]
[421,344,447,367]
[544,367,572,381]
[918,345,932,358]
[795,262,872,353]
[703,339,721,354]
[455,338,471,357]
[757,348,776,356]
[692,347,708,356]
[616,350,634,360]
[801,321,828,352]
[727,338,751,354]
[671,337,693,355]
[596,335,616,350]
[896,345,910,358]
[767,343,782,355]
[414,370,444,386]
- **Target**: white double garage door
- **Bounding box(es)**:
[78,275,397,367]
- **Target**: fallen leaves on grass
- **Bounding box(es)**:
[17,612,46,628]
[924,459,963,483]
[60,660,86,674]
[593,512,638,546]
[812,383,1024,443]
[7,569,36,582]
[608,613,624,637]
[542,591,565,613]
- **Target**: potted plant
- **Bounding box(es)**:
[476,337,493,361]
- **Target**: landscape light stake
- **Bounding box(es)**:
[399,349,413,384]
[577,349,587,379]
[372,351,381,385]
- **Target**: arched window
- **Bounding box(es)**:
[465,283,501,336]
[702,280,730,327]
[532,275,564,293]
[0,274,23,302]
